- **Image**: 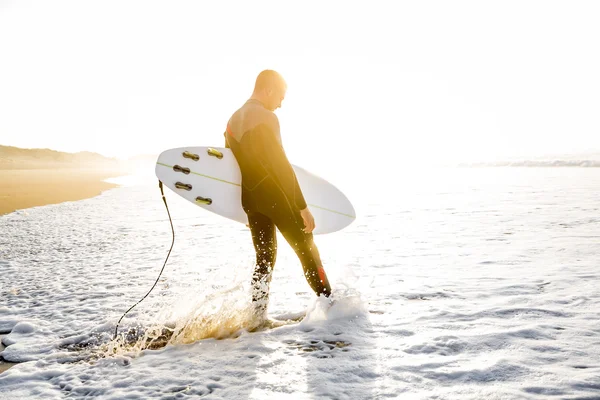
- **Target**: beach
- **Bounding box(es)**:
[0,168,124,216]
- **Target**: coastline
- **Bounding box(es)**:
[0,168,126,216]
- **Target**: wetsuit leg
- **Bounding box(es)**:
[274,212,332,298]
[247,211,277,309]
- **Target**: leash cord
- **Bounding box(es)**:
[113,180,175,341]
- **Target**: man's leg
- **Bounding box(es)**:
[278,224,332,298]
[247,211,277,317]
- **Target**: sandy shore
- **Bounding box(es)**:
[0,168,125,215]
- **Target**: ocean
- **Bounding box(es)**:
[1,167,599,399]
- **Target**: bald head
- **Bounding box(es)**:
[254,70,287,93]
[251,70,287,111]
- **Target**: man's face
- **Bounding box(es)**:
[266,87,286,111]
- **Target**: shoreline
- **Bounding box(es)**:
[0,168,127,216]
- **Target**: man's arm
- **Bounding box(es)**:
[250,124,307,211]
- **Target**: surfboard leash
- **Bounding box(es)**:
[113,180,175,341]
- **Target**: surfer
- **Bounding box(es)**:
[224,70,332,322]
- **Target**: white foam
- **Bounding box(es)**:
[11,322,36,334]
[1,167,600,398]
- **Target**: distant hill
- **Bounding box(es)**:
[0,145,128,170]
[456,151,600,168]
[458,159,600,167]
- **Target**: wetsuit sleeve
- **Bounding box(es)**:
[253,125,307,210]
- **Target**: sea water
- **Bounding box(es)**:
[1,167,599,399]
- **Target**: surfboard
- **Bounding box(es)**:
[155,146,355,234]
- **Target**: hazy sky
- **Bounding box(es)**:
[1,0,599,170]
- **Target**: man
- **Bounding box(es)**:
[224,70,332,323]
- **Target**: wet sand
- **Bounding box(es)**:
[0,168,125,215]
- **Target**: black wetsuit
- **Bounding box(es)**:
[225,99,331,307]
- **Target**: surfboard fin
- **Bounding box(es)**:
[175,182,192,191]
[207,148,223,159]
[195,196,212,205]
[173,165,190,175]
[182,151,199,161]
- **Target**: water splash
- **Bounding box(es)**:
[102,279,263,358]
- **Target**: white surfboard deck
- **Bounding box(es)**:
[155,146,355,235]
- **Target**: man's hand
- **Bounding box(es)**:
[300,207,315,233]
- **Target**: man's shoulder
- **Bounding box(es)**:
[244,104,278,129]
[251,103,278,122]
